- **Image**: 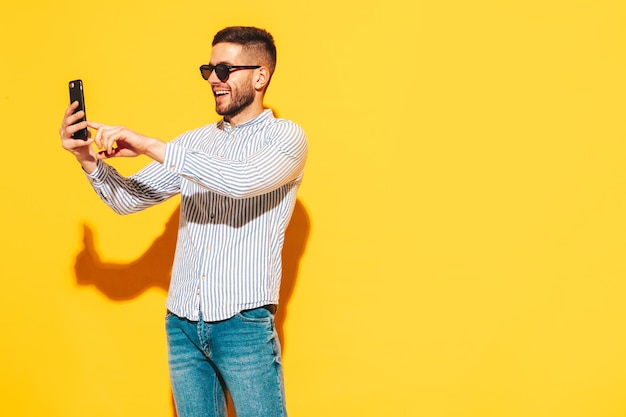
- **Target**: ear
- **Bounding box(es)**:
[254,67,270,91]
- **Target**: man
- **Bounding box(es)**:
[59,26,307,417]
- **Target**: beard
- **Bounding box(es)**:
[216,83,255,119]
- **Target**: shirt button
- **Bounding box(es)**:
[206,245,210,251]
[201,275,206,280]
[170,164,176,170]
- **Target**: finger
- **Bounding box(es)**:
[62,136,94,151]
[97,126,115,154]
[60,119,88,140]
[86,120,103,130]
[94,124,104,149]
[62,102,82,125]
[104,126,124,155]
[64,110,85,128]
[96,147,120,159]
[65,101,79,116]
[73,137,95,148]
[89,121,113,150]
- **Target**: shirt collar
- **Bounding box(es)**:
[219,109,274,130]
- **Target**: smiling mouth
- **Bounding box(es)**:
[214,90,230,98]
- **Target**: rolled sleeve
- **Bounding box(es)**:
[163,142,187,175]
[84,160,112,201]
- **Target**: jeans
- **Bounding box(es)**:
[165,307,287,417]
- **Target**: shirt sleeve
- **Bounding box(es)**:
[85,159,181,215]
[162,120,308,199]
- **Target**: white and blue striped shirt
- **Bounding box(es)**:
[86,109,308,321]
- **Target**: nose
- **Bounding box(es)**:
[207,68,222,84]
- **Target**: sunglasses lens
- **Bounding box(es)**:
[199,64,231,81]
[215,64,229,82]
[200,65,211,80]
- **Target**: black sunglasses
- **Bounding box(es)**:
[199,64,261,82]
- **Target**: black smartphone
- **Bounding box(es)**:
[68,79,88,140]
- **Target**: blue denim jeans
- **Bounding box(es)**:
[165,307,287,417]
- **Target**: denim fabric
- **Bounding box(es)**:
[166,307,287,417]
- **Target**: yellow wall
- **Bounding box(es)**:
[2,1,626,416]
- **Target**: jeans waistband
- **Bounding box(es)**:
[243,304,277,315]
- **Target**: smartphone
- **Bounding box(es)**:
[68,79,88,140]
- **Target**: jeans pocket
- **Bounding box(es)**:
[237,306,273,323]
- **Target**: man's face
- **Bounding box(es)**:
[208,42,256,119]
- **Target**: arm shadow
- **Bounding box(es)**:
[74,199,311,353]
[74,200,310,417]
[74,209,179,300]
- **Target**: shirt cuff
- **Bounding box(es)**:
[84,160,108,185]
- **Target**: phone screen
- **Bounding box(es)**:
[69,79,88,140]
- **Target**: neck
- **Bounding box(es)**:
[224,99,265,128]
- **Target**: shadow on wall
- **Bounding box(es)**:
[75,199,310,416]
[74,199,311,356]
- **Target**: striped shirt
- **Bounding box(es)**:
[85,109,308,321]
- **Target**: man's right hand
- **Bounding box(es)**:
[59,101,98,173]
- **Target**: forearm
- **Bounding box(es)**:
[143,137,166,164]
[87,160,180,215]
[78,153,99,174]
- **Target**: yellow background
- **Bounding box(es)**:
[2,1,626,416]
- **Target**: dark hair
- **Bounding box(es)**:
[212,26,277,74]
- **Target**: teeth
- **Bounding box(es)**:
[215,91,229,96]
